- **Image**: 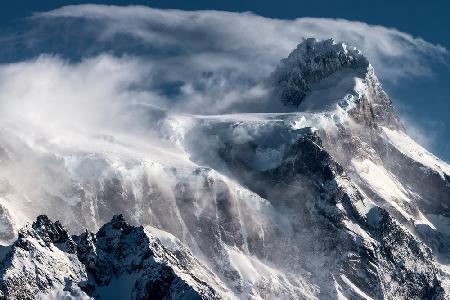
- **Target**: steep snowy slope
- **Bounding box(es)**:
[0,38,449,299]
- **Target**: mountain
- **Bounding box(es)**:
[0,38,449,299]
[0,214,227,299]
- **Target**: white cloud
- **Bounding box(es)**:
[12,4,442,115]
[37,4,447,82]
[0,4,446,119]
[0,54,154,132]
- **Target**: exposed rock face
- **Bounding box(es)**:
[219,128,444,299]
[0,215,227,299]
[271,38,402,130]
[272,38,368,107]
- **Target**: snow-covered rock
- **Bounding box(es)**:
[271,38,402,130]
[272,38,368,107]
[0,38,449,299]
[0,215,228,299]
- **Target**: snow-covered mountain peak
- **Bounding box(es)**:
[285,38,367,69]
[271,38,403,130]
[19,215,71,244]
[271,38,369,108]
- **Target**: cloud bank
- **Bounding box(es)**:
[0,4,447,117]
[37,5,447,79]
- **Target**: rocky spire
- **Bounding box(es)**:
[271,38,403,130]
[272,38,368,107]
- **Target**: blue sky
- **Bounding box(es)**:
[1,0,449,161]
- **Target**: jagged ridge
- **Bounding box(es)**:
[0,215,227,299]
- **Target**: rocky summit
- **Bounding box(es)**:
[0,38,449,299]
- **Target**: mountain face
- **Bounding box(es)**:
[0,38,450,299]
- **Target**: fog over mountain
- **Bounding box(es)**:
[0,5,449,300]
